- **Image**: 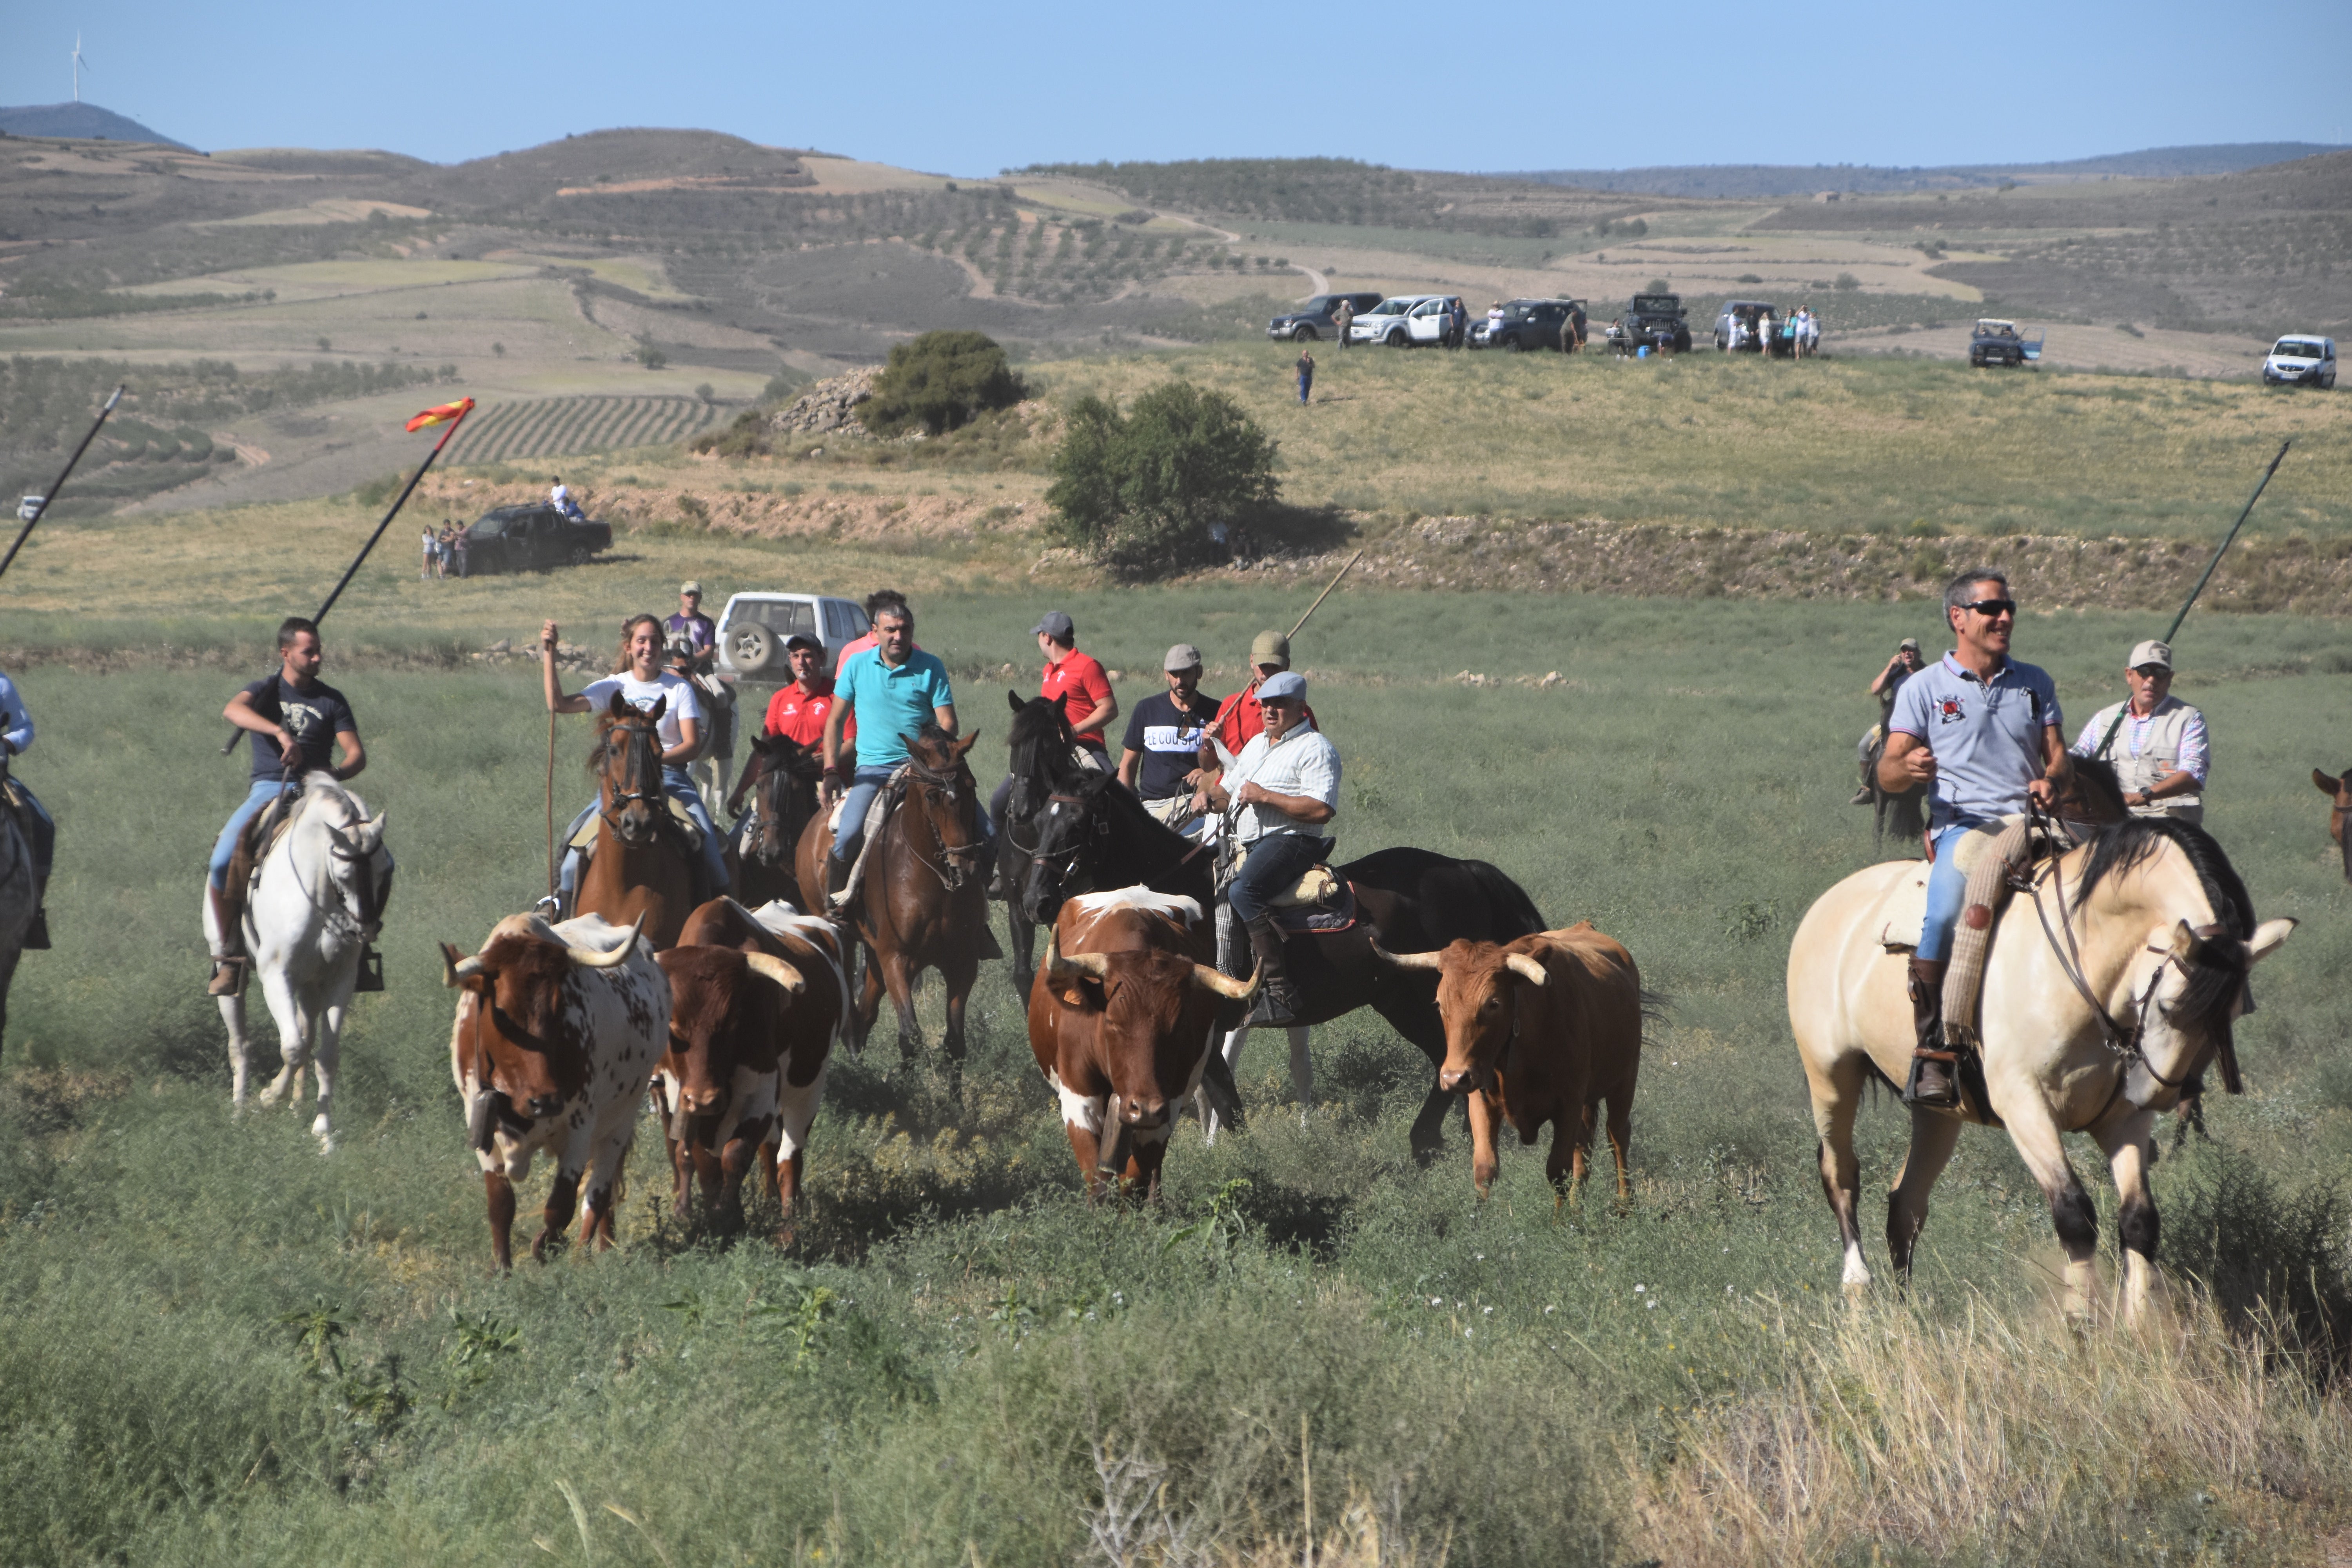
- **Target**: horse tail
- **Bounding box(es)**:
[1460,858,1546,937]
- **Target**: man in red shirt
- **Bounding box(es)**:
[1033,610,1117,763]
[732,634,852,815]
[1203,629,1316,766]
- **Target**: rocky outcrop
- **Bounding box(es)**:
[768,369,880,438]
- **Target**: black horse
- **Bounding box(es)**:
[1016,751,1549,1164]
[725,731,825,912]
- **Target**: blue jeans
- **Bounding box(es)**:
[833,764,994,862]
[557,768,728,904]
[1916,822,1981,963]
[210,779,289,891]
[1228,832,1330,924]
[1297,372,1312,403]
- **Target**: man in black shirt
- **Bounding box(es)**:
[207,617,366,995]
[1118,643,1220,833]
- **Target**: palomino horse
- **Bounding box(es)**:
[2310,768,2352,882]
[203,773,392,1151]
[577,691,702,949]
[0,755,37,1049]
[1790,816,2294,1321]
[727,731,825,911]
[1014,773,1547,1163]
[796,725,995,1080]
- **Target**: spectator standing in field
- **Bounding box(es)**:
[1486,302,1506,343]
[1805,308,1822,355]
[450,524,469,579]
[1334,298,1355,348]
[1570,299,1589,351]
[1295,348,1314,405]
[1119,643,1221,833]
[1449,299,1468,349]
[2072,639,2208,823]
[421,526,437,581]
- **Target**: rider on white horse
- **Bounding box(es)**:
[209,617,365,996]
[1878,568,2066,1106]
[0,669,56,949]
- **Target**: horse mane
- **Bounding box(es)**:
[908,720,971,775]
[2072,817,2255,1034]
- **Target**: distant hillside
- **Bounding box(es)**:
[1509,143,2350,199]
[0,102,192,151]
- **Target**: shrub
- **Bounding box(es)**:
[1046,381,1278,579]
[864,330,1027,437]
[1835,272,1862,291]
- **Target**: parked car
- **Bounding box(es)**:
[1266,292,1388,342]
[1714,299,1778,351]
[1469,299,1584,351]
[714,592,872,680]
[1348,294,1464,347]
[2263,335,2337,388]
[1610,293,1691,354]
[459,504,613,573]
[1968,319,2043,368]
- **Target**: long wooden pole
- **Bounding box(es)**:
[546,706,559,902]
[1286,549,1364,642]
[0,384,125,584]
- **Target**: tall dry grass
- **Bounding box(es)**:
[1634,1287,2352,1566]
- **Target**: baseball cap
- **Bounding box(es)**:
[680,580,702,597]
[1249,630,1291,668]
[2129,639,2173,671]
[1898,637,1920,652]
[1163,642,1203,671]
[783,633,823,654]
[1030,610,1075,641]
[1257,671,1307,702]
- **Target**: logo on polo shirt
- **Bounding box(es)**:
[1937,697,1966,724]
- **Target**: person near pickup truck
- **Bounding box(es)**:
[1334,298,1355,347]
[1295,349,1314,405]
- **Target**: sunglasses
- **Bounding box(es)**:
[1958,599,2017,617]
[2133,665,2172,678]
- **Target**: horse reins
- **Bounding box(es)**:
[599,714,666,843]
[891,759,985,893]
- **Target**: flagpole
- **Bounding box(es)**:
[220,400,474,754]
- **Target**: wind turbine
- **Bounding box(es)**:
[72,34,92,103]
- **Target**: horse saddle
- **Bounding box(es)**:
[1272,875,1357,935]
[231,786,304,891]
[570,796,704,855]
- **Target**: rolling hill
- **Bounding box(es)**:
[0,101,192,150]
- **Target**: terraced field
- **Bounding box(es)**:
[440,394,721,462]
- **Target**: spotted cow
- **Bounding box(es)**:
[441,911,667,1271]
[652,942,806,1229]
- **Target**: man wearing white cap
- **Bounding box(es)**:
[1198,670,1338,1025]
[2071,639,2208,824]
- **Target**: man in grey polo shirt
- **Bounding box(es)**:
[1198,671,1338,1026]
[1880,568,2067,1107]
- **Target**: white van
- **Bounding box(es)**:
[714,592,871,679]
[2262,336,2337,389]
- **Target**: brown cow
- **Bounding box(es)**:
[1027,888,1258,1199]
[1375,922,1643,1201]
[441,912,666,1272]
[652,943,805,1230]
[2312,769,2352,882]
[674,896,850,1236]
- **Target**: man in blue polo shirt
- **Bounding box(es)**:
[820,599,962,902]
[1881,567,2067,1107]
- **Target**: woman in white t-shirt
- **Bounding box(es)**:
[541,612,726,909]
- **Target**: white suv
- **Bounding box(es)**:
[1348,294,1463,347]
[2263,336,2336,389]
[714,592,871,679]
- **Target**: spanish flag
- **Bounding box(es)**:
[406,397,475,433]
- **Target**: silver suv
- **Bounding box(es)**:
[1347,294,1464,347]
[714,592,870,679]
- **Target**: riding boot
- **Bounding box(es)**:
[826,850,854,908]
[1243,915,1302,1027]
[1904,957,1958,1107]
[206,882,249,998]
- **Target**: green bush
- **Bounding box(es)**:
[1045,381,1278,579]
[864,330,1027,437]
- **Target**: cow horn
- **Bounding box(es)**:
[1043,930,1110,981]
[443,951,487,987]
[743,952,806,996]
[566,915,644,969]
[1191,961,1263,1000]
[1505,954,1551,986]
[1369,940,1445,973]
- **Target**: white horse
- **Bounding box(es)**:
[0,766,34,1049]
[1789,818,2293,1322]
[203,775,392,1150]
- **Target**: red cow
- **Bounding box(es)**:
[1027,888,1258,1198]
[1375,921,1644,1200]
[441,912,666,1272]
[652,943,805,1229]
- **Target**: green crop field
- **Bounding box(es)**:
[1,588,2347,1564]
[441,395,724,464]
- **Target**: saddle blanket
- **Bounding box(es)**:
[1871,817,2022,952]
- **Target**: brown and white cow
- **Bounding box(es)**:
[652,942,805,1229]
[1375,921,1643,1201]
[441,911,667,1272]
[1027,888,1258,1198]
[674,897,850,1235]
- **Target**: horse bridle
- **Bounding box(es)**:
[599,713,665,843]
[897,758,985,892]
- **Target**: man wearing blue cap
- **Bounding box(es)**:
[1196,670,1338,1025]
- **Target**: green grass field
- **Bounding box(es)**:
[2,590,2347,1563]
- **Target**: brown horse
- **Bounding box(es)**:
[576,691,704,950]
[796,725,998,1082]
[2312,769,2352,882]
[727,731,825,911]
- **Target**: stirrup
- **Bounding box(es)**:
[353,944,385,993]
[1903,1048,1961,1108]
[207,955,251,998]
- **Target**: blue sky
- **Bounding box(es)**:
[8,0,2348,173]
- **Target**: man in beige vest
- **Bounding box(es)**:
[2071,639,2208,823]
